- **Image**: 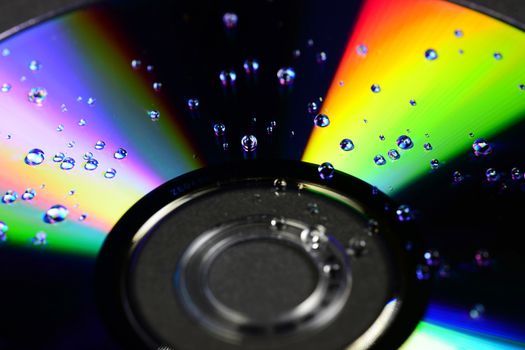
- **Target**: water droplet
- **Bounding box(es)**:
[425,49,438,60]
[32,231,47,245]
[511,167,522,181]
[78,118,87,126]
[424,142,433,151]
[151,82,163,92]
[56,124,64,132]
[519,84,525,91]
[307,101,319,114]
[1,48,10,56]
[301,225,327,251]
[472,138,492,156]
[387,149,400,160]
[313,113,330,127]
[374,155,386,166]
[104,168,117,179]
[273,178,287,194]
[430,159,440,169]
[148,110,160,121]
[0,221,7,240]
[1,191,17,204]
[396,135,414,150]
[21,188,36,201]
[493,52,503,60]
[453,171,464,183]
[340,138,354,151]
[241,135,258,152]
[243,59,259,75]
[131,59,142,69]
[76,96,83,103]
[277,67,296,86]
[318,162,334,180]
[60,104,68,112]
[24,148,45,166]
[396,205,413,222]
[416,264,431,280]
[371,84,381,93]
[307,38,314,47]
[114,148,128,160]
[1,83,11,92]
[84,159,99,171]
[53,152,65,162]
[79,213,88,222]
[307,203,319,215]
[28,87,48,105]
[82,152,93,161]
[213,123,226,136]
[409,99,417,106]
[187,98,199,111]
[43,205,69,224]
[485,168,499,182]
[94,140,106,150]
[223,12,238,29]
[292,49,301,58]
[347,238,367,257]
[315,51,327,64]
[68,189,76,196]
[474,249,491,267]
[356,44,368,56]
[28,60,42,71]
[423,249,441,267]
[67,141,76,148]
[219,69,237,87]
[469,304,485,320]
[454,29,464,37]
[367,219,380,235]
[60,157,76,170]
[87,97,96,106]
[222,142,229,151]
[379,134,385,141]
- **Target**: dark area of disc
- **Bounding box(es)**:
[208,239,318,320]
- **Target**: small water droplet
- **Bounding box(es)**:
[67,141,76,149]
[43,205,69,224]
[61,104,68,112]
[60,157,76,170]
[387,149,400,160]
[213,123,226,136]
[396,205,413,222]
[56,124,64,132]
[277,67,295,86]
[84,159,99,171]
[301,225,327,251]
[87,97,96,106]
[0,221,7,240]
[519,84,525,91]
[222,142,229,151]
[474,249,491,267]
[396,135,414,150]
[424,142,433,151]
[493,52,503,60]
[356,44,368,56]
[219,69,237,87]
[511,167,522,181]
[307,203,319,215]
[347,238,367,257]
[241,135,257,152]
[371,84,381,93]
[78,118,87,126]
[368,219,380,235]
[374,155,386,166]
[148,110,160,121]
[32,232,47,245]
[379,134,385,141]
[22,188,36,201]
[453,171,464,183]
[340,138,354,151]
[318,162,334,180]
[83,152,93,161]
[28,87,47,105]
[152,82,162,92]
[469,304,485,320]
[315,51,327,64]
[425,49,438,60]
[131,59,142,69]
[472,138,492,156]
[1,83,11,92]
[94,140,106,150]
[313,114,330,127]
[307,101,319,114]
[53,152,65,162]
[68,189,76,196]
[187,98,200,111]
[104,168,117,179]
[243,59,259,75]
[430,159,440,169]
[24,148,45,166]
[416,264,431,280]
[1,191,17,204]
[79,213,88,222]
[423,249,441,266]
[307,38,314,47]
[273,178,287,195]
[454,29,464,37]
[409,99,417,106]
[223,12,238,29]
[1,48,10,56]
[28,60,42,71]
[146,65,154,72]
[485,168,499,182]
[114,148,128,160]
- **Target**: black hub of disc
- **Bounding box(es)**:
[96,160,428,350]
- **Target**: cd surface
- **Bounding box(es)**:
[0,0,525,349]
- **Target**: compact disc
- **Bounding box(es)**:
[0,0,524,349]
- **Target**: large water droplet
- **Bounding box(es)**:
[340,138,354,151]
[114,148,128,160]
[318,162,334,180]
[223,12,238,29]
[374,155,386,166]
[277,67,295,86]
[84,159,99,171]
[94,140,106,150]
[241,135,258,152]
[213,123,226,136]
[28,87,48,105]
[313,114,330,127]
[425,49,438,60]
[2,191,18,204]
[472,138,492,156]
[24,148,45,166]
[60,157,76,170]
[219,70,237,87]
[396,135,414,150]
[43,205,68,224]
[104,168,117,179]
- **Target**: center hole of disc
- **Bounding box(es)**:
[207,239,319,321]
